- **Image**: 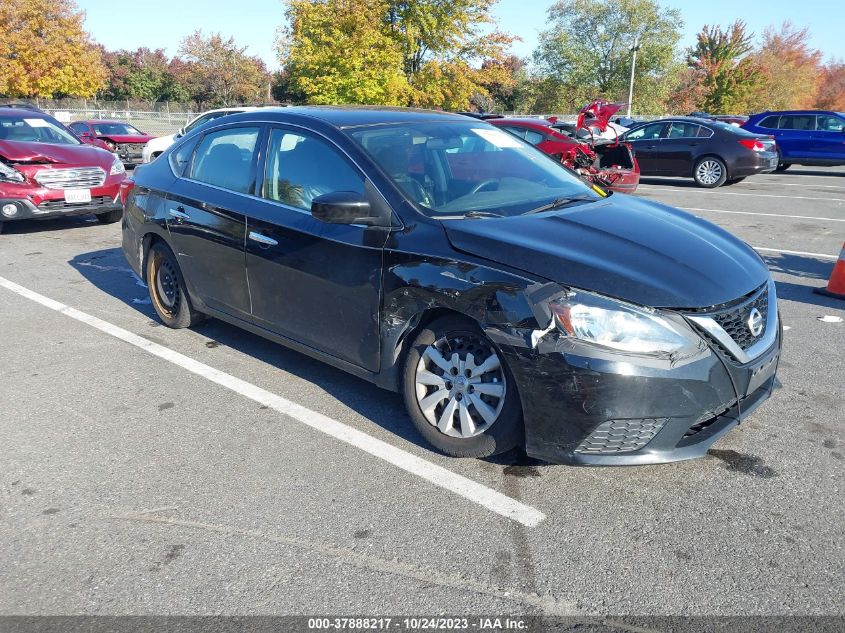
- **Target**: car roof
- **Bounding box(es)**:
[0,106,51,118]
[750,110,841,117]
[82,119,139,124]
[491,118,555,128]
[223,105,467,129]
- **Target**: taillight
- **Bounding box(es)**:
[119,179,135,205]
[738,139,766,152]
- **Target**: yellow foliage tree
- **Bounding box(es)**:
[0,0,106,98]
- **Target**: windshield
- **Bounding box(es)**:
[0,115,81,145]
[349,121,596,218]
[92,122,143,136]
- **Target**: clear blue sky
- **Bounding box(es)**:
[76,0,844,70]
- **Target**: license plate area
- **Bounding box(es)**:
[746,352,778,396]
[64,189,92,204]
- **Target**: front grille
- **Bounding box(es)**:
[575,418,667,454]
[35,167,106,190]
[117,143,145,154]
[37,196,113,212]
[711,287,769,351]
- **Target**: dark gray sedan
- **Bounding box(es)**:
[621,117,778,187]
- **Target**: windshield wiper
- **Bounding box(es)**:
[463,210,506,219]
[522,195,598,216]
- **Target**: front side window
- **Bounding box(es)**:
[625,123,664,141]
[263,128,364,211]
[350,121,596,218]
[817,115,845,132]
[92,122,144,136]
[189,127,260,193]
[0,115,80,145]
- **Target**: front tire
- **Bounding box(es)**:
[145,242,204,329]
[95,209,123,224]
[775,163,791,172]
[402,315,523,458]
[693,157,727,188]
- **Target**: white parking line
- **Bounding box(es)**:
[0,276,546,528]
[752,247,839,260]
[757,182,845,190]
[681,207,845,223]
[638,185,845,203]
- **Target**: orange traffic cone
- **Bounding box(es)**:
[815,242,845,300]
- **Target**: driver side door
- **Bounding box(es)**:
[244,126,388,372]
[623,122,667,174]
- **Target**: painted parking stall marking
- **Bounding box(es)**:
[638,185,845,203]
[680,207,845,223]
[0,275,546,528]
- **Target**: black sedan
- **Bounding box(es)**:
[121,107,781,465]
[621,117,778,187]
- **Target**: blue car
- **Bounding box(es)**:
[743,110,845,171]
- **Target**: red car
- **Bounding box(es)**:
[68,120,155,167]
[490,101,640,194]
[0,106,126,233]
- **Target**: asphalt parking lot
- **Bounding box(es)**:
[1,167,843,618]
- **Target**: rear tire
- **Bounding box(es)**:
[145,242,204,329]
[693,157,727,188]
[775,163,791,172]
[0,222,5,235]
[95,209,123,224]
[402,315,523,458]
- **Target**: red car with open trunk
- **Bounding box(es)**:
[68,120,155,167]
[0,106,126,233]
[489,101,640,194]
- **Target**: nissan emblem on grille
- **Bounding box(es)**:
[747,308,764,337]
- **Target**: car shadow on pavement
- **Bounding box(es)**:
[762,253,832,280]
[69,247,431,451]
[1,215,102,235]
[638,177,698,188]
[782,169,843,177]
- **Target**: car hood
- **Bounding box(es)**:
[0,140,113,166]
[97,134,155,143]
[442,196,768,309]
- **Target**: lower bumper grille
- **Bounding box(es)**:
[36,196,115,213]
[575,418,667,454]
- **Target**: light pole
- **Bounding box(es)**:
[627,36,641,117]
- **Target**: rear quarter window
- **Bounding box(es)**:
[169,136,200,177]
[758,115,780,129]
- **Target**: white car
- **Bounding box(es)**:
[141,107,261,163]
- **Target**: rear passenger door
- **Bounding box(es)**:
[773,114,815,161]
[659,122,710,176]
[165,125,262,321]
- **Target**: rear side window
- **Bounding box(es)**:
[189,127,260,193]
[169,136,200,177]
[263,128,364,211]
[666,122,701,138]
[817,115,844,132]
[524,130,545,145]
[758,116,780,129]
[501,126,527,141]
[779,115,815,130]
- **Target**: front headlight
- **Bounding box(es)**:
[549,290,699,354]
[0,161,25,183]
[110,158,125,176]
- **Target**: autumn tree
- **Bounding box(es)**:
[278,0,515,110]
[99,48,189,102]
[0,0,106,98]
[280,0,409,105]
[685,21,762,113]
[178,31,270,107]
[531,0,683,114]
[749,22,822,111]
[815,61,845,111]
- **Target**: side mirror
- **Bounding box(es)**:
[176,127,185,138]
[311,191,380,226]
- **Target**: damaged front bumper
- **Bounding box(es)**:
[487,284,781,466]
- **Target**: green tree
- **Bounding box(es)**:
[0,0,106,98]
[531,0,682,114]
[685,21,762,113]
[279,0,409,105]
[178,31,270,107]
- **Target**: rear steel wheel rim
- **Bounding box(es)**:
[696,160,722,185]
[153,256,180,315]
[415,334,506,438]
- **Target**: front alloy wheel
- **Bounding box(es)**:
[403,316,522,458]
[693,157,727,188]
